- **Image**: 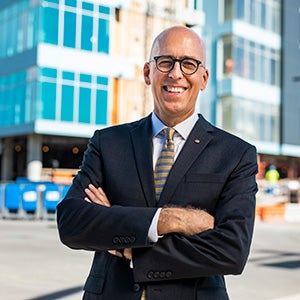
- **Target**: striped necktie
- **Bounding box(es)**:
[154,127,175,201]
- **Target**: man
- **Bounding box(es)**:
[57,26,258,300]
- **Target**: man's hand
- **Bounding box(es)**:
[84,184,111,207]
[84,184,132,260]
[158,207,214,236]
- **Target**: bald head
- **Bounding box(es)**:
[149,26,206,65]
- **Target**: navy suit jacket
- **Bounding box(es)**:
[57,114,258,300]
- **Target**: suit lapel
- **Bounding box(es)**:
[157,116,214,207]
[130,115,156,207]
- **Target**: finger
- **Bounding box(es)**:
[96,187,111,207]
[84,197,92,203]
[84,188,103,204]
[123,248,132,260]
[85,186,111,207]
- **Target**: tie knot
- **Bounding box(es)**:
[162,127,175,141]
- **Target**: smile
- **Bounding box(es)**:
[163,86,186,93]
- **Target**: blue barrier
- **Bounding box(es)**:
[0,184,3,215]
[21,184,38,213]
[5,183,21,211]
[4,183,22,218]
[43,184,61,219]
[1,182,71,220]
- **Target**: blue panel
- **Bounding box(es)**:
[99,6,110,14]
[45,0,59,3]
[61,84,74,121]
[97,76,108,85]
[41,82,56,120]
[81,15,93,51]
[80,73,92,83]
[5,184,21,211]
[41,6,59,45]
[79,87,91,123]
[96,89,107,124]
[65,0,77,7]
[63,11,76,48]
[41,67,57,78]
[62,71,75,80]
[22,185,38,212]
[82,2,93,11]
[15,84,26,124]
[0,185,3,211]
[43,184,61,211]
[98,18,109,53]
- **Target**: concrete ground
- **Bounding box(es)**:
[0,219,300,300]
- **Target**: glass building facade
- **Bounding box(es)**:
[0,0,116,180]
[203,0,281,152]
[0,0,110,128]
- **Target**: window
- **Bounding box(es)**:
[65,0,77,7]
[223,36,233,75]
[96,90,108,124]
[224,0,234,21]
[219,96,279,142]
[79,87,91,123]
[40,82,56,119]
[63,11,76,48]
[61,85,74,121]
[221,35,280,86]
[222,0,281,33]
[81,15,93,51]
[98,17,109,53]
[41,6,59,45]
[82,2,94,11]
[34,68,108,124]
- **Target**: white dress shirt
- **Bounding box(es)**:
[148,111,199,242]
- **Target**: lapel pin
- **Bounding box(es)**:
[194,139,200,144]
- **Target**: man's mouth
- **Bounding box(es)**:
[163,86,186,93]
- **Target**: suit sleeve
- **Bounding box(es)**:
[132,145,258,281]
[56,130,157,251]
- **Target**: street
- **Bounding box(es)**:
[0,219,300,300]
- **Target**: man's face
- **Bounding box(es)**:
[144,27,209,126]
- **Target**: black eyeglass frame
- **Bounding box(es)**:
[149,55,205,75]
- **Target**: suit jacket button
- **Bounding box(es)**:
[112,237,120,244]
[147,271,153,279]
[159,271,165,278]
[133,283,140,292]
[165,271,172,278]
[153,271,159,279]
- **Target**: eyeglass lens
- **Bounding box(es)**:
[155,56,201,75]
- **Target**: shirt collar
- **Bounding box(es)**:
[151,112,199,140]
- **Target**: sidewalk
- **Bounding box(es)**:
[1,220,300,300]
[0,220,92,300]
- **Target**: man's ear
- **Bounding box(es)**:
[143,63,151,85]
[200,68,209,91]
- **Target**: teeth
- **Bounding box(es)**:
[165,86,185,93]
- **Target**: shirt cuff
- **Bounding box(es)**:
[147,208,162,243]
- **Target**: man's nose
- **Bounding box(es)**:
[168,61,183,79]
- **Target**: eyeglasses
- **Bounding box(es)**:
[149,55,205,75]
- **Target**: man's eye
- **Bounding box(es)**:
[182,60,197,69]
[159,60,172,66]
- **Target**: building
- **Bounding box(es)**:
[280,0,300,178]
[202,0,300,179]
[0,0,299,184]
[0,0,204,181]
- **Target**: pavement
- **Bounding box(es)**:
[0,219,300,300]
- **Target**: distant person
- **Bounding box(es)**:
[265,165,280,183]
[265,165,280,194]
[57,25,258,300]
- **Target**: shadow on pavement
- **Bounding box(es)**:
[248,248,300,269]
[27,286,83,300]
